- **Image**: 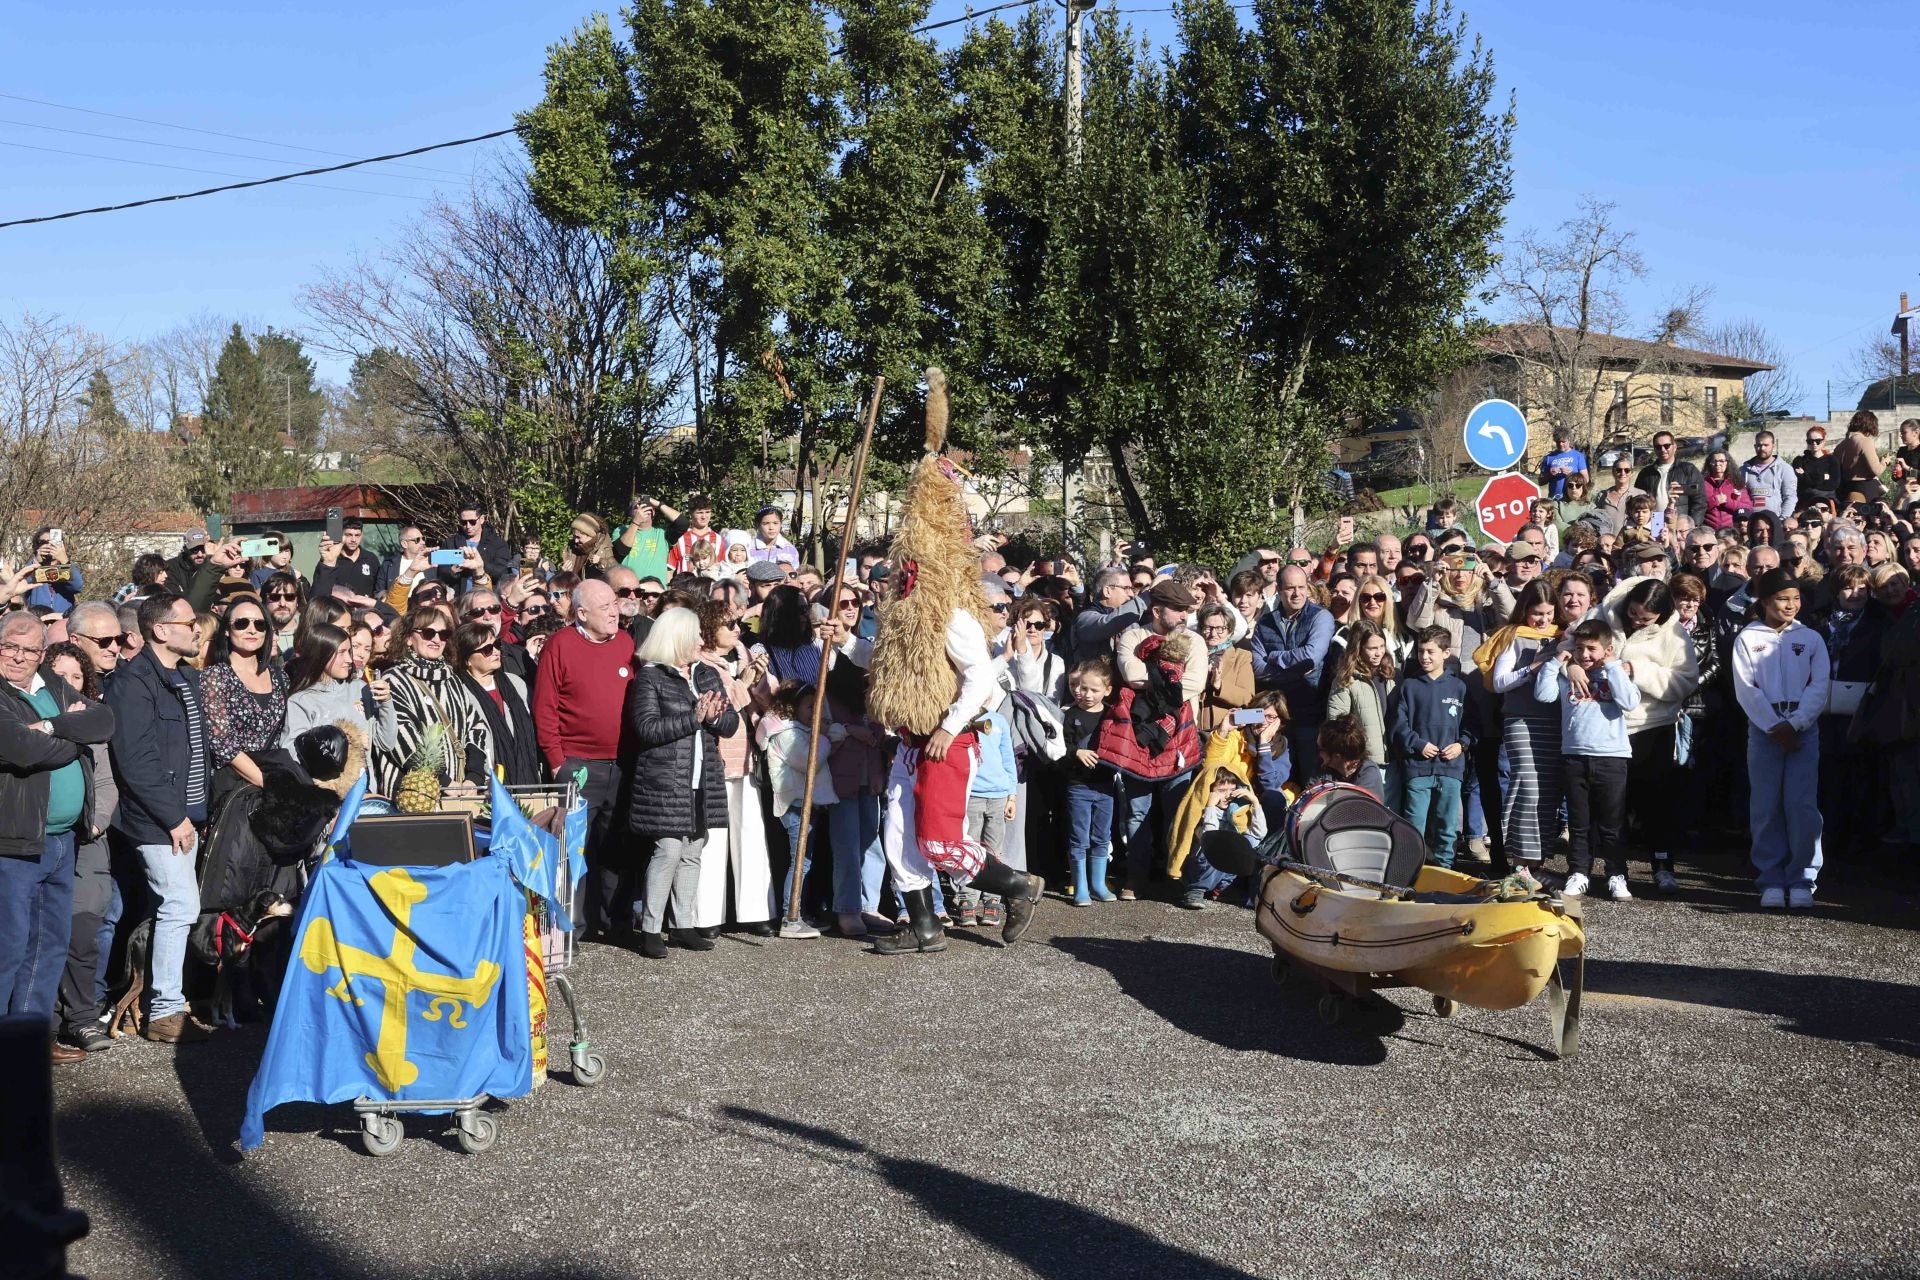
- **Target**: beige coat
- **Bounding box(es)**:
[1602,576,1700,733]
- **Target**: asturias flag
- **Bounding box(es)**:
[239,853,532,1149]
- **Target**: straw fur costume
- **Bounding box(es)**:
[871,369,1044,953]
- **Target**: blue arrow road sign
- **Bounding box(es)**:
[1462,398,1529,473]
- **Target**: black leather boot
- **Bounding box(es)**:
[969,858,1045,945]
[871,888,946,954]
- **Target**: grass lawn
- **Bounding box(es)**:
[1368,475,1488,511]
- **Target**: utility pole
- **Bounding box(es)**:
[1062,0,1093,555]
[1064,0,1091,166]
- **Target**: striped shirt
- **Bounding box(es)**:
[168,666,210,822]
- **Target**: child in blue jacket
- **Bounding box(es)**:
[1389,626,1477,868]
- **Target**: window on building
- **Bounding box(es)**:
[1660,381,1674,426]
[1704,385,1718,425]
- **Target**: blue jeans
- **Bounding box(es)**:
[1400,775,1463,868]
[827,790,884,915]
[1748,724,1823,889]
[136,835,200,1021]
[1114,773,1189,891]
[1065,781,1113,865]
[0,830,77,1018]
[1181,828,1246,896]
[776,805,811,920]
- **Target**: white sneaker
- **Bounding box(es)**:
[1561,872,1589,898]
[1787,884,1815,910]
[778,918,821,939]
[1759,886,1786,909]
[1653,866,1679,894]
[1606,874,1632,902]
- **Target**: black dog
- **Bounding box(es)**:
[209,890,295,1030]
[106,916,152,1041]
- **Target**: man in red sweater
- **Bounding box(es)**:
[533,578,636,940]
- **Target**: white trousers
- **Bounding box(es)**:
[693,773,775,926]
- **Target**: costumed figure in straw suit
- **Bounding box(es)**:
[869,369,1046,954]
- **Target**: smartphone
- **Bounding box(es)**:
[45,528,62,547]
[239,537,280,558]
[1231,708,1266,727]
[428,549,466,567]
[205,514,222,540]
[325,506,344,544]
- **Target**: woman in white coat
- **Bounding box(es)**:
[1602,574,1700,895]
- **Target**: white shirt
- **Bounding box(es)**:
[1732,619,1829,734]
[940,611,1004,736]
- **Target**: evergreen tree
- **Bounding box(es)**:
[254,327,329,451]
[80,367,128,434]
[179,324,305,515]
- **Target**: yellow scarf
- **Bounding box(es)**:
[1473,623,1559,692]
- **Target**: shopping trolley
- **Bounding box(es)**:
[498,780,606,1089]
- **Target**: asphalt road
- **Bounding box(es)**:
[50,851,1920,1280]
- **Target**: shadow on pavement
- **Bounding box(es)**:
[60,1098,623,1280]
[1049,935,1395,1064]
[721,1105,1261,1280]
[1585,959,1920,1058]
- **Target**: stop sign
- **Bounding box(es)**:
[1474,473,1540,545]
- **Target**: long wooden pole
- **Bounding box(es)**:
[784,376,884,928]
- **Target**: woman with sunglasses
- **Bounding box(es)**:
[370,607,484,799]
[199,597,288,797]
[688,599,776,937]
[1326,574,1409,677]
[282,622,396,781]
[450,622,540,786]
[1007,598,1066,702]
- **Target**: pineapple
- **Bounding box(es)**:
[395,722,447,813]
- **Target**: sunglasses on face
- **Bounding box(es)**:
[1288,557,1313,567]
[838,600,860,611]
[227,617,267,633]
[1360,591,1389,604]
[471,642,499,657]
[989,603,1011,614]
[521,605,551,618]
[78,631,128,646]
[268,592,298,602]
[613,587,642,599]
[461,517,482,527]
[465,604,501,618]
[1258,557,1280,567]
[415,627,450,642]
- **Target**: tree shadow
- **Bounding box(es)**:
[1585,959,1920,1058]
[720,1105,1262,1280]
[56,1096,626,1280]
[1049,935,1395,1065]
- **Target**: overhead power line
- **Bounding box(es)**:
[0,138,428,202]
[0,116,452,183]
[0,89,475,179]
[0,127,520,230]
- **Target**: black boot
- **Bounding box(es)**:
[671,927,714,952]
[871,888,946,955]
[969,858,1045,945]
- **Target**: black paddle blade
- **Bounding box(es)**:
[1199,829,1259,878]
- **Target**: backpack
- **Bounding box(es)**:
[999,682,1068,768]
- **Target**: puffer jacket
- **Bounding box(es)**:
[623,661,738,838]
[1602,578,1700,732]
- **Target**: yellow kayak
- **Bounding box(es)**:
[1254,863,1585,1013]
[1207,781,1586,1057]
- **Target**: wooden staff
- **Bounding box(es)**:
[785,376,884,928]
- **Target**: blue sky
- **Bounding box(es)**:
[2,0,1915,418]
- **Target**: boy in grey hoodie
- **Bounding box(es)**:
[1534,619,1640,899]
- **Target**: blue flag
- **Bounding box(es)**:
[484,774,575,932]
[239,853,531,1150]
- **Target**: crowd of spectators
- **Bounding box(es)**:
[4,412,1916,1063]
